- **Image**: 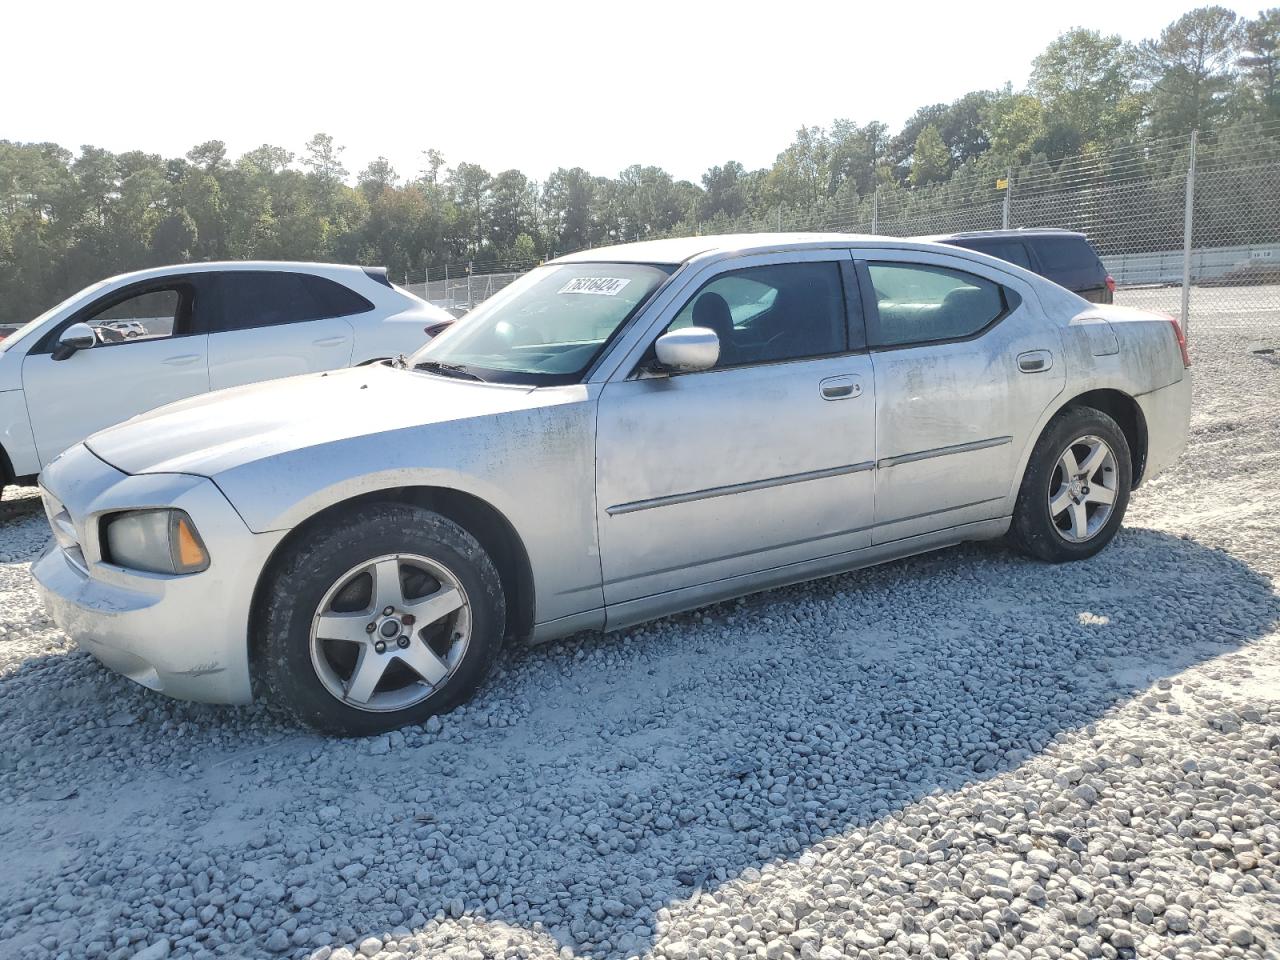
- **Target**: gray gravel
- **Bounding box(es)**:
[1,288,1278,960]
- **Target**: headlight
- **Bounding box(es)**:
[101,509,210,575]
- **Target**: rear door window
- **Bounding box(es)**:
[214,272,372,332]
[865,262,1010,347]
[301,275,374,318]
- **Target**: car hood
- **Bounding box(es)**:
[85,365,563,477]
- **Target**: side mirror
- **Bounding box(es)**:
[52,322,98,361]
[653,326,720,374]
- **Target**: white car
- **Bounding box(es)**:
[0,261,452,492]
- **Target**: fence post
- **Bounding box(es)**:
[1180,130,1197,340]
[1002,167,1012,230]
[871,186,879,234]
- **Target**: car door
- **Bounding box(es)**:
[859,249,1065,544]
[20,277,211,466]
[205,270,356,390]
[595,252,877,607]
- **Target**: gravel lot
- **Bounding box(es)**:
[1,288,1278,960]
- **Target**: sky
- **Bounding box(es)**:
[2,0,1258,185]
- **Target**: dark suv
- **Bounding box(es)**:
[929,229,1115,303]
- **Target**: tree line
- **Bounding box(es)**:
[1,5,1277,325]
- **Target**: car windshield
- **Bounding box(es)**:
[409,262,674,384]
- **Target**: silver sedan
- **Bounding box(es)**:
[33,234,1192,734]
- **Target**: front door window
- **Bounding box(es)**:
[86,289,182,344]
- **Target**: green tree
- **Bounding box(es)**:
[984,92,1047,164]
[487,169,534,255]
[302,133,347,183]
[1240,8,1280,120]
[698,160,749,222]
[766,126,831,208]
[186,140,229,173]
[887,104,949,181]
[828,121,889,197]
[302,133,348,217]
[151,210,197,262]
[239,144,293,176]
[357,157,399,202]
[909,125,951,187]
[541,167,595,254]
[1030,29,1142,156]
[1139,6,1242,136]
[446,162,492,255]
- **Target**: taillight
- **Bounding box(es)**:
[1168,316,1191,368]
[424,321,452,338]
[1105,275,1116,294]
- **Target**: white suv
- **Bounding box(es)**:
[0,261,452,491]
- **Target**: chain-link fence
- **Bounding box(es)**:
[401,271,526,315]
[412,126,1280,333]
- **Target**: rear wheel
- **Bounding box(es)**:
[256,503,505,735]
[1009,406,1132,563]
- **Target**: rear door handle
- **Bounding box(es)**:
[1017,350,1053,373]
[162,354,202,366]
[820,375,863,400]
[313,336,348,347]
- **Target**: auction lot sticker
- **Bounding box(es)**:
[558,277,632,296]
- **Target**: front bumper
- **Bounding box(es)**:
[31,444,286,705]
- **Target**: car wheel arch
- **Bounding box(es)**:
[1016,388,1148,498]
[247,485,536,693]
[1059,388,1148,487]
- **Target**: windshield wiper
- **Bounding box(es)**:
[414,360,486,382]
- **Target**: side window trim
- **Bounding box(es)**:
[852,260,879,348]
[838,259,868,352]
[860,259,1020,352]
[31,279,197,354]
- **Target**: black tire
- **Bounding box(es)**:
[254,502,505,735]
[1008,406,1132,563]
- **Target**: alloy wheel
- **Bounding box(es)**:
[1047,434,1119,543]
[309,553,471,712]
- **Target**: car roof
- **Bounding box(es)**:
[550,232,997,266]
[94,261,381,287]
[921,228,1089,242]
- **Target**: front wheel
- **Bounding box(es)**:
[255,503,505,735]
[1008,406,1132,563]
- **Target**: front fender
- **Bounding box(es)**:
[213,402,603,626]
[0,388,39,479]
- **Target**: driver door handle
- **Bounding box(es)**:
[820,375,863,400]
[313,335,348,347]
[162,354,202,366]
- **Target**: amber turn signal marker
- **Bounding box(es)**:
[175,516,209,569]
